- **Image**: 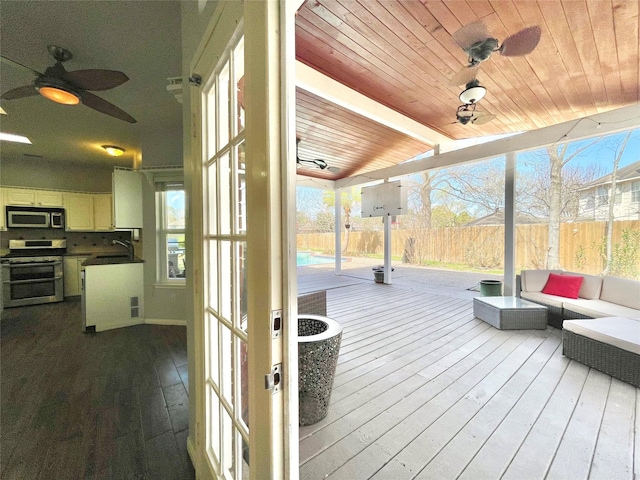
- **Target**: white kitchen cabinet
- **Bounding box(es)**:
[93,194,113,231]
[65,193,95,231]
[84,262,144,331]
[63,256,88,297]
[113,169,143,228]
[4,187,64,207]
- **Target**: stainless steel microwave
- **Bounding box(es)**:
[6,206,65,229]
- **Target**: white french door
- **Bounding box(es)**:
[191,2,297,479]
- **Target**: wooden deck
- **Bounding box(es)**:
[298,272,639,480]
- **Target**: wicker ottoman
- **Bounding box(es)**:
[474,296,548,330]
[562,317,640,388]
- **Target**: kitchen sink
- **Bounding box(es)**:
[95,254,131,259]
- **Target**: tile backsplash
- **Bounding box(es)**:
[0,229,141,257]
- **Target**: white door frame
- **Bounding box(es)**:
[189,1,298,479]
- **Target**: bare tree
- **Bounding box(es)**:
[542,139,602,269]
[602,131,632,275]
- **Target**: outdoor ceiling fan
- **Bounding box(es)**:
[296,139,340,173]
[1,45,136,123]
[455,103,496,126]
[449,21,541,86]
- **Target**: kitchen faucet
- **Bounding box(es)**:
[112,239,134,259]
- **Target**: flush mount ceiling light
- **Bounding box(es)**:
[459,79,487,104]
[102,145,125,156]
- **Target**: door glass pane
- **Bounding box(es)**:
[239,337,249,429]
[238,242,248,333]
[219,61,230,149]
[221,322,233,405]
[220,152,232,235]
[220,240,232,322]
[236,142,247,234]
[207,312,219,388]
[207,384,220,464]
[222,407,233,477]
[208,240,219,313]
[206,90,217,159]
[208,162,218,235]
[234,37,245,134]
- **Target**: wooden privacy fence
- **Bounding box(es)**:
[297,220,640,276]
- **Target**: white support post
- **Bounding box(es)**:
[383,214,392,284]
[335,189,342,275]
[504,152,516,296]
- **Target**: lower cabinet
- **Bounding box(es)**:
[64,256,88,297]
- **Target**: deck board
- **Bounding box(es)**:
[299,278,639,479]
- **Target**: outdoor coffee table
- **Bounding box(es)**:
[473,296,547,330]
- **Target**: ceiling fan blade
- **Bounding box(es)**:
[63,69,129,91]
[452,21,489,51]
[82,91,136,123]
[1,84,38,100]
[472,113,496,125]
[0,55,43,76]
[499,26,541,56]
[449,65,480,86]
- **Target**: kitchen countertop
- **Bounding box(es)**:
[83,253,144,266]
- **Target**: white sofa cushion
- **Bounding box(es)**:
[562,271,603,300]
[600,276,640,310]
[521,291,565,309]
[521,270,562,292]
[563,317,640,355]
[562,298,640,319]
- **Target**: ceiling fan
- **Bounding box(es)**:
[449,21,541,86]
[1,45,136,123]
[455,103,496,126]
[296,139,340,173]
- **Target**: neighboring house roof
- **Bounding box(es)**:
[578,160,640,191]
[465,209,545,226]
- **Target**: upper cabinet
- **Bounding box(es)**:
[65,193,95,231]
[93,194,113,231]
[113,169,143,229]
[4,187,64,207]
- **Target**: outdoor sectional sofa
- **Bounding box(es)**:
[518,269,640,388]
[518,269,640,329]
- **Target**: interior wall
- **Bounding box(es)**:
[0,157,113,192]
[141,172,187,322]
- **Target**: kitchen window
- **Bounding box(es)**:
[156,181,186,282]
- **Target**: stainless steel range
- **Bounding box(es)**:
[1,239,66,308]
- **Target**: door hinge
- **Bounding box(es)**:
[189,74,202,86]
[264,363,282,394]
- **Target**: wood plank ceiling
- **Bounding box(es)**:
[294,0,639,180]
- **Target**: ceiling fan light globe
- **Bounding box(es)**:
[38,85,81,105]
[459,85,486,104]
[102,145,125,156]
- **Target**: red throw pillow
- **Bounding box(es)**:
[542,272,584,299]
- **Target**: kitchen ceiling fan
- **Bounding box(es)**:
[296,139,340,173]
[454,103,496,126]
[449,21,541,86]
[1,45,136,123]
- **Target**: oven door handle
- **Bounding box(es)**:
[4,276,63,285]
[2,261,63,268]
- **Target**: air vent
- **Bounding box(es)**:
[23,153,43,159]
[130,296,140,318]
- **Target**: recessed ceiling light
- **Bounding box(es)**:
[102,145,125,156]
[0,132,32,144]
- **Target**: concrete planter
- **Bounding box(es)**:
[298,314,343,426]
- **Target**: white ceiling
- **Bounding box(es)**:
[0,1,183,169]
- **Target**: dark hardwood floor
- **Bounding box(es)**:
[0,298,194,480]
